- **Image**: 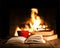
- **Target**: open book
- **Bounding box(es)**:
[6,34,46,44]
[25,34,46,43]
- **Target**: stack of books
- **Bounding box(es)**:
[32,30,58,41]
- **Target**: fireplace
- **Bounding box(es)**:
[8,8,57,41]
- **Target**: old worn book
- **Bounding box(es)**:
[6,36,27,44]
[6,35,46,44]
[43,34,58,41]
[33,30,54,36]
[25,34,46,43]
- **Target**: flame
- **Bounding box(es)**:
[29,8,46,31]
[14,26,21,36]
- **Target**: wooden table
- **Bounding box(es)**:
[3,39,60,48]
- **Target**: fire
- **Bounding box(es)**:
[29,8,47,31]
[15,26,21,36]
[14,8,48,36]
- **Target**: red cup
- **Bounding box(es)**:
[17,31,31,38]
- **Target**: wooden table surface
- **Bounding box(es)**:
[1,39,60,48]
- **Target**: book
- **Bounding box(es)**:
[43,34,58,41]
[6,34,46,44]
[32,30,54,36]
[25,34,46,43]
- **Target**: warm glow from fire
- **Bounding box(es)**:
[29,8,47,31]
[13,8,58,42]
[14,8,48,36]
[14,26,21,36]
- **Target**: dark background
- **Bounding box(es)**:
[1,0,59,39]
